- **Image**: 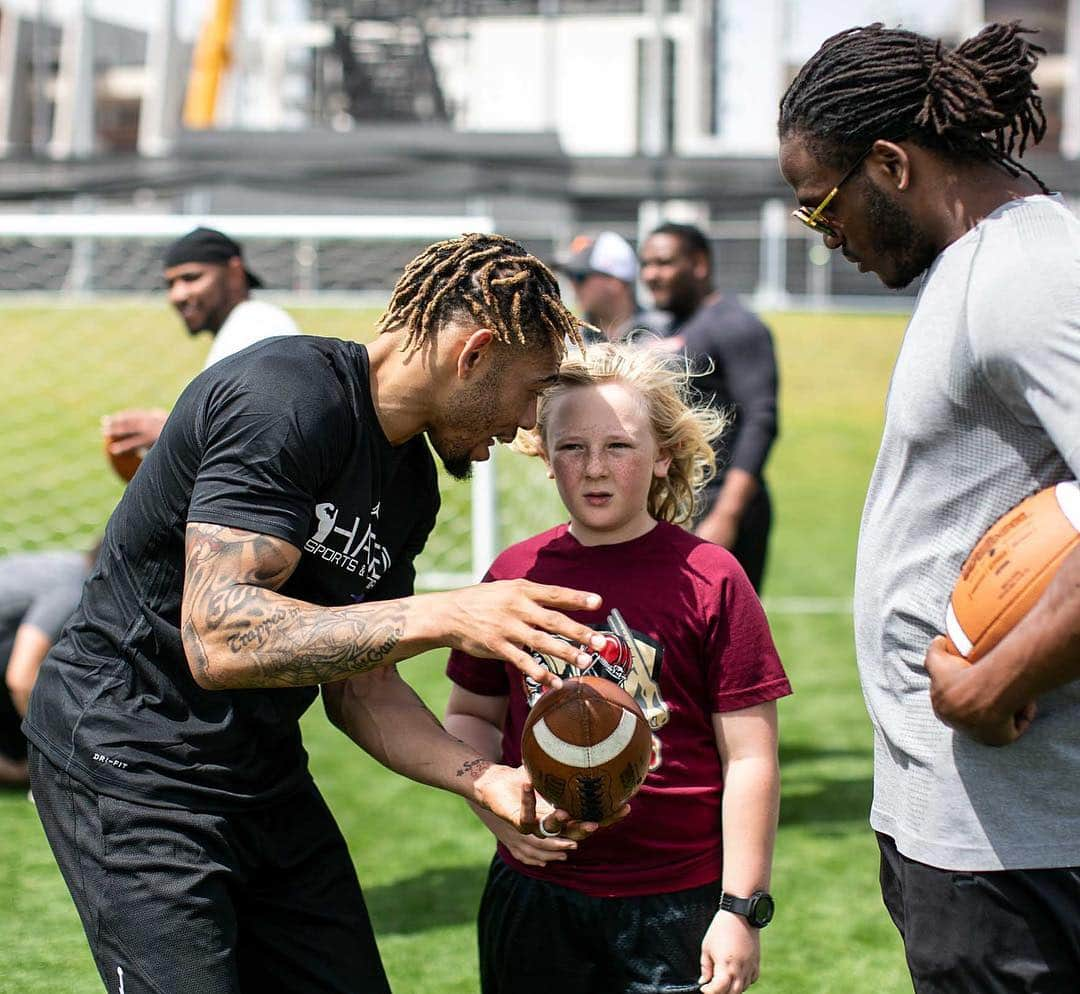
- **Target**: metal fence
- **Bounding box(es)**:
[0,206,931,590]
[0,205,938,307]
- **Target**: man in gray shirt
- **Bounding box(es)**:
[779,21,1080,993]
[0,547,93,784]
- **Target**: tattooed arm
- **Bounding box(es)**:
[320,668,540,830]
[181,523,430,689]
[181,522,607,690]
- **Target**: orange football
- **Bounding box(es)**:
[103,436,144,483]
[945,482,1080,661]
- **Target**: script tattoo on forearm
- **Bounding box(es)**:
[182,523,406,688]
[226,606,296,654]
[247,606,406,686]
[456,757,492,780]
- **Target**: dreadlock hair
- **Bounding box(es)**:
[375,232,585,358]
[516,342,728,526]
[778,21,1049,193]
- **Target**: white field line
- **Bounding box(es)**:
[762,596,853,615]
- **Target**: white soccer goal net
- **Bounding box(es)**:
[0,212,568,589]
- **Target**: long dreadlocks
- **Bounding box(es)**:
[375,232,585,357]
[778,21,1049,193]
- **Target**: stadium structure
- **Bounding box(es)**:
[0,0,1076,304]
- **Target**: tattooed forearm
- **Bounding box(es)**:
[456,757,492,780]
[181,618,219,688]
[183,522,411,689]
[243,604,406,687]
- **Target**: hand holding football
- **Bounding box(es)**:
[103,435,145,482]
[521,676,652,823]
[101,407,167,483]
[944,481,1080,662]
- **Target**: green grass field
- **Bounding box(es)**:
[0,303,912,993]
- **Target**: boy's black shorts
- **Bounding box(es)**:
[478,855,722,994]
[29,746,391,994]
[878,831,1080,994]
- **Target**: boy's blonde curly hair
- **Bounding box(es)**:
[516,342,729,525]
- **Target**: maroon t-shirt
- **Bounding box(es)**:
[446,520,791,898]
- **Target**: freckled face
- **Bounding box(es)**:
[543,382,670,546]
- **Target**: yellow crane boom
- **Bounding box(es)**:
[183,0,238,129]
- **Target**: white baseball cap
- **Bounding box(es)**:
[555,231,638,284]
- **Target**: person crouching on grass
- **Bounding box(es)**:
[445,343,791,994]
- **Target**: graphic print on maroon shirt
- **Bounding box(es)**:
[447,520,791,898]
[521,609,671,764]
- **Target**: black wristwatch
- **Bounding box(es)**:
[719,890,775,928]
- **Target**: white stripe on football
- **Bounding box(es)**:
[531,709,639,769]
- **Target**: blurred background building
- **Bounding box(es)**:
[0,0,1076,304]
[1,0,1078,581]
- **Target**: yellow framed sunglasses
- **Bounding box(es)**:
[791,146,874,238]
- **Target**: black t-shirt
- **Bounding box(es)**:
[24,337,439,810]
[667,295,778,487]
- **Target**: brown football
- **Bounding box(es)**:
[945,481,1080,661]
[521,676,652,822]
[103,435,144,483]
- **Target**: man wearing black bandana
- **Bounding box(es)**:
[103,227,300,474]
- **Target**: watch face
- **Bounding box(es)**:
[749,893,775,927]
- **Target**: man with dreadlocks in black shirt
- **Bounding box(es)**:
[24,233,617,994]
[779,22,1080,993]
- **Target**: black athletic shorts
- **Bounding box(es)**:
[877,831,1080,994]
[478,855,722,994]
[28,746,391,994]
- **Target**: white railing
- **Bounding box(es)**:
[0,213,494,239]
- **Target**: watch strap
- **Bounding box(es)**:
[719,889,774,928]
[719,892,753,917]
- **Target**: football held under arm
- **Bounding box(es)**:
[926,544,1080,745]
[925,212,1080,742]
